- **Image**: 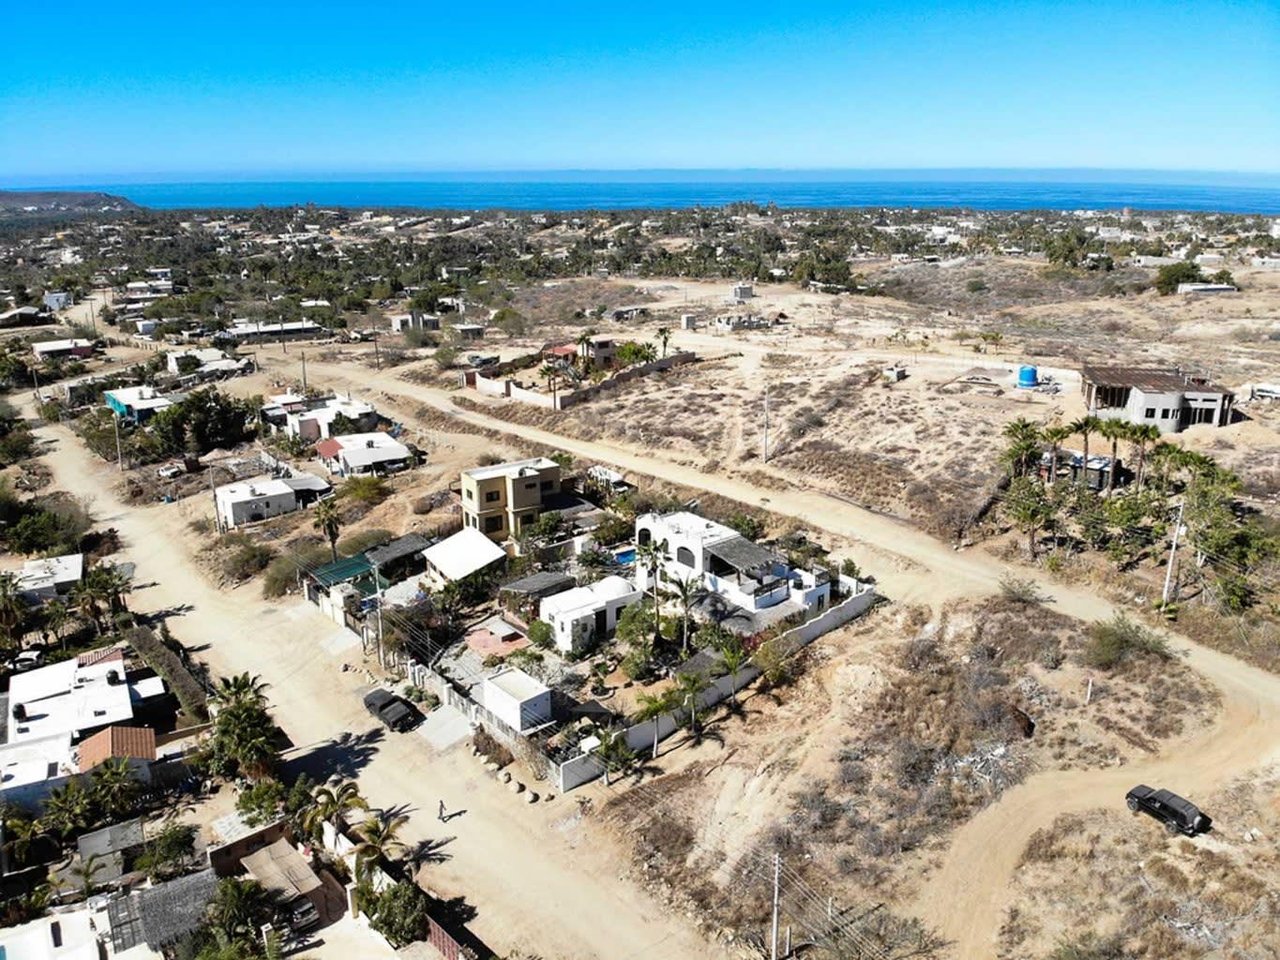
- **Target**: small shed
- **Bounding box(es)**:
[482,667,552,733]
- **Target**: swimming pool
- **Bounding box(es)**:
[614,548,636,565]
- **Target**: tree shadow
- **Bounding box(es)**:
[283,728,384,781]
[405,835,455,867]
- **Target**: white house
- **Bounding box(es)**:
[42,291,73,311]
[284,396,378,441]
[32,338,95,361]
[0,733,77,811]
[8,650,148,746]
[635,512,831,617]
[315,432,411,477]
[214,477,297,530]
[104,385,175,423]
[539,575,641,654]
[481,667,552,733]
[166,347,231,374]
[15,553,84,603]
[421,527,506,589]
[0,906,104,960]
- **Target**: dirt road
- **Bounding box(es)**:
[238,353,1280,956]
[27,414,722,960]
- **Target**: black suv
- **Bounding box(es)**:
[1126,784,1212,836]
[362,689,420,732]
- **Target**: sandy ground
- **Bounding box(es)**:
[218,347,1280,958]
[24,411,722,960]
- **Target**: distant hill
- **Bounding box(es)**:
[0,188,141,215]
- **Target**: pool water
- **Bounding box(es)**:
[614,548,636,565]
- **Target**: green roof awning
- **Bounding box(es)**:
[309,555,374,588]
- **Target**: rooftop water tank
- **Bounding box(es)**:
[1017,365,1039,388]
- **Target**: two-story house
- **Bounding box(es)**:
[460,457,562,541]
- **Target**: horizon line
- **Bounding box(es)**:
[6,165,1280,188]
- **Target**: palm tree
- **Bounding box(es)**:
[44,598,73,651]
[634,689,681,760]
[302,780,368,841]
[675,671,711,735]
[1042,424,1074,486]
[4,816,47,868]
[1097,419,1129,493]
[538,364,561,403]
[71,853,108,898]
[575,330,595,371]
[720,639,747,705]
[595,729,635,786]
[41,779,92,838]
[1000,418,1042,478]
[1069,416,1103,490]
[70,578,105,636]
[0,574,28,651]
[211,673,269,710]
[656,326,671,358]
[638,342,658,364]
[209,877,274,947]
[1128,423,1161,489]
[90,758,139,820]
[667,574,699,657]
[313,497,342,563]
[633,539,667,645]
[355,812,409,880]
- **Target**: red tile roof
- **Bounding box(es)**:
[78,725,157,772]
[77,647,124,667]
[315,438,342,459]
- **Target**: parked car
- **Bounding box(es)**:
[1126,784,1212,836]
[10,650,45,673]
[362,688,420,732]
[285,896,320,932]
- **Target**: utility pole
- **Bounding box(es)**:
[209,466,220,533]
[113,411,124,472]
[373,334,381,371]
[771,853,781,960]
[1162,501,1185,607]
[301,351,307,395]
[762,384,771,462]
[279,316,287,355]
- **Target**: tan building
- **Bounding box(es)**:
[461,457,562,540]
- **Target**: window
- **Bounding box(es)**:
[1160,409,1171,419]
[484,516,502,533]
[524,481,537,490]
[638,528,652,546]
[540,480,553,491]
[464,488,473,500]
[1144,408,1156,418]
[484,490,500,503]
[676,546,695,568]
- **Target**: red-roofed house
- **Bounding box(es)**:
[77,725,157,776]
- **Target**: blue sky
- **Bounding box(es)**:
[3,0,1277,180]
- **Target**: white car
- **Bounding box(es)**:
[11,650,45,672]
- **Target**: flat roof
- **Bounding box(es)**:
[463,456,558,481]
[485,666,549,703]
[0,910,98,960]
[8,653,134,744]
[215,477,294,502]
[541,576,639,619]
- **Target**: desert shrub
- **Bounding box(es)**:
[473,728,513,767]
[261,543,330,598]
[1082,615,1170,670]
[999,574,1046,605]
[1048,932,1131,960]
[222,540,275,581]
[362,881,431,948]
[527,619,553,649]
[341,476,391,505]
[236,777,284,826]
[338,527,392,556]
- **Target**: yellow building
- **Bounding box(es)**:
[460,457,562,541]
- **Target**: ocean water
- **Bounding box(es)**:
[34,174,1280,213]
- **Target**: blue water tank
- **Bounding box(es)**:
[1017,365,1039,388]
